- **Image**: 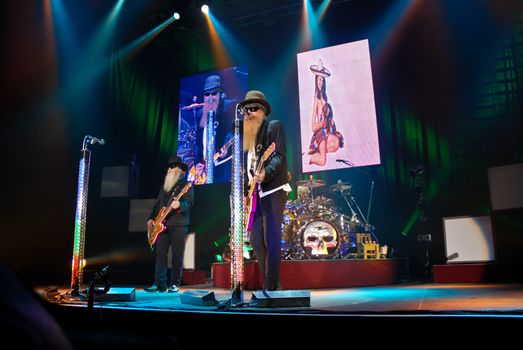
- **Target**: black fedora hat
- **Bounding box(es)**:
[166,155,188,172]
[238,90,271,115]
[203,75,221,93]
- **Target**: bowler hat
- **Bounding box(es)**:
[166,155,188,172]
[238,90,271,115]
[203,75,222,93]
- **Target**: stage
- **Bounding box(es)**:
[33,281,523,348]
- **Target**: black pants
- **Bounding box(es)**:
[154,226,188,288]
[250,189,286,290]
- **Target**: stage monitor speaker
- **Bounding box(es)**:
[251,290,311,308]
[488,163,523,211]
[101,165,139,198]
[443,215,495,263]
[180,290,218,306]
[94,287,136,302]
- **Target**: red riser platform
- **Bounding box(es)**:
[212,259,399,289]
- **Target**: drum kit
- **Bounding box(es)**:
[282,177,376,260]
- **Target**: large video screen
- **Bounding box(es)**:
[297,39,380,173]
[177,65,248,184]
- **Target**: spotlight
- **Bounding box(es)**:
[173,12,180,20]
[201,4,209,14]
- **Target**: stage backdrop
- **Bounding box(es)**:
[297,39,380,173]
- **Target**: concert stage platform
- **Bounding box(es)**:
[34,282,523,348]
[212,259,400,289]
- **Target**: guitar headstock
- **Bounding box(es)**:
[176,182,193,199]
[261,142,276,162]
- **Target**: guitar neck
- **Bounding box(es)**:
[161,183,190,219]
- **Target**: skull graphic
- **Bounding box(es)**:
[302,221,338,256]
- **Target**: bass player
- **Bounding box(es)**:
[145,155,194,293]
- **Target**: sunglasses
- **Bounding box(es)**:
[242,106,260,114]
[204,91,219,97]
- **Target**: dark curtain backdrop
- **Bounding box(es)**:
[2,0,522,285]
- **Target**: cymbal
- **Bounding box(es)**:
[180,103,204,110]
[329,181,352,191]
[296,179,326,188]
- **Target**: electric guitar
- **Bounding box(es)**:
[213,137,234,163]
[189,164,206,185]
[147,182,192,249]
[245,142,276,232]
[188,138,235,185]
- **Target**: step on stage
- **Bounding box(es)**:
[212,258,400,289]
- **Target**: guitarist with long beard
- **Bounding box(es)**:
[145,155,194,293]
[240,90,291,291]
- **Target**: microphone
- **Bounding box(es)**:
[87,135,105,146]
[336,159,355,167]
[447,252,459,261]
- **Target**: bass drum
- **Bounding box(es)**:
[299,220,340,259]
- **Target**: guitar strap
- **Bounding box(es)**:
[167,181,185,205]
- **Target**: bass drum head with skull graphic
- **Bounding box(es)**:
[299,220,340,258]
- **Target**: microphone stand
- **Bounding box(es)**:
[366,180,375,224]
[307,176,315,202]
[68,135,104,299]
[192,96,198,129]
[336,158,379,240]
[229,103,244,305]
[336,158,375,178]
[338,183,379,243]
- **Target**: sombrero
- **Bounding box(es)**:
[309,59,331,77]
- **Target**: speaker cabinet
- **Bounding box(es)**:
[101,165,139,198]
[251,290,311,308]
[180,290,218,306]
[443,215,495,263]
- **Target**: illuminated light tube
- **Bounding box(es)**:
[230,106,244,302]
[70,149,91,295]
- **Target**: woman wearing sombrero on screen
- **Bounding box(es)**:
[308,59,344,166]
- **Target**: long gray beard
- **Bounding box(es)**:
[243,115,263,151]
[163,172,180,192]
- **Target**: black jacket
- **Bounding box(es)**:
[149,178,194,228]
[244,119,288,195]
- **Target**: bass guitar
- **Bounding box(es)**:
[147,182,192,249]
[245,142,276,232]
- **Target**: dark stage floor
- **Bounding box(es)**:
[40,281,523,314]
[30,281,523,348]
